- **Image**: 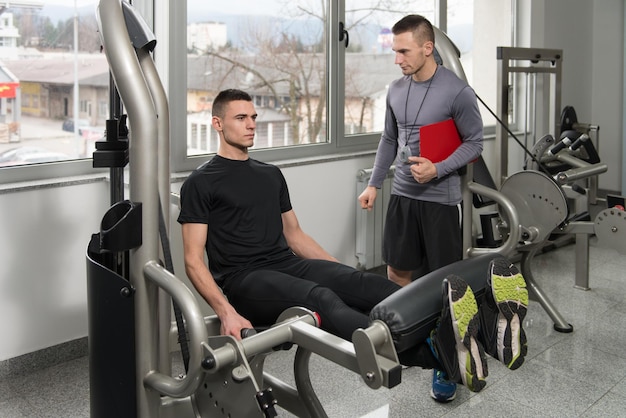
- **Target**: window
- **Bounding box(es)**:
[0,0,102,181]
[341,0,436,146]
[1,0,516,183]
[80,100,90,114]
[184,0,329,163]
[178,0,514,171]
[98,101,108,118]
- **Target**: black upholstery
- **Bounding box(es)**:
[369,253,502,353]
[472,156,498,208]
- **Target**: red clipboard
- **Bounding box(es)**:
[419,118,461,163]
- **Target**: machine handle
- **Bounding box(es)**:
[548,136,572,156]
[569,133,589,151]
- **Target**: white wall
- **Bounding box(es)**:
[0,179,110,361]
[280,157,376,264]
[589,0,624,193]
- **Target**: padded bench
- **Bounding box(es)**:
[370,253,503,353]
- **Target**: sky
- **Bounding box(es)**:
[187,0,274,16]
[47,0,273,13]
[44,0,96,6]
[43,0,268,14]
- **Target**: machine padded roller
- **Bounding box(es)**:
[369,253,502,353]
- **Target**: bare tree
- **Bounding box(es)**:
[14,10,100,52]
[193,0,429,144]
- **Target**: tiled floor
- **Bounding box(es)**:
[1,237,625,417]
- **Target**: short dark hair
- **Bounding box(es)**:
[392,14,435,46]
[212,89,252,118]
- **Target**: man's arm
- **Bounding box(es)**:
[433,85,484,178]
[181,222,253,339]
[281,209,338,262]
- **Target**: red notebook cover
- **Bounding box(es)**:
[419,118,462,163]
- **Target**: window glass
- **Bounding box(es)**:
[186,0,328,157]
[0,0,103,168]
[343,0,435,138]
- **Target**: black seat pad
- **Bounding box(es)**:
[370,253,502,353]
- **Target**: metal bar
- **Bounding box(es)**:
[466,182,520,257]
[143,261,208,398]
[293,348,328,418]
[574,232,591,290]
[507,67,560,74]
[498,47,563,61]
[262,373,314,418]
[524,72,529,151]
[462,164,473,258]
[496,47,563,183]
[556,221,596,236]
[495,47,509,187]
[555,163,608,184]
[97,1,160,415]
[138,41,174,377]
[519,246,573,333]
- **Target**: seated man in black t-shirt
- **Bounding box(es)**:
[177,88,528,402]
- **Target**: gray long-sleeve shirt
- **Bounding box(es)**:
[369,65,483,205]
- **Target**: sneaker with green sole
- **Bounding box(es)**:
[479,257,528,370]
[432,274,488,392]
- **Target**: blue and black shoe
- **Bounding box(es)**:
[426,336,457,402]
[430,368,457,402]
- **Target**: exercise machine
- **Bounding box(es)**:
[464,119,625,332]
[87,1,506,417]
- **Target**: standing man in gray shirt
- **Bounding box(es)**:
[359,14,482,286]
[358,14,484,402]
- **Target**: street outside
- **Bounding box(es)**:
[0,116,105,164]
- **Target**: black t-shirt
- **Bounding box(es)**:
[177,155,293,280]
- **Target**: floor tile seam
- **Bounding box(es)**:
[524,307,591,338]
[487,367,608,417]
[589,299,623,318]
[451,379,547,416]
[525,355,623,403]
[528,298,615,329]
[591,344,626,362]
[530,347,626,389]
[577,390,618,417]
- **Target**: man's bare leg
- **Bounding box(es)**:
[387,265,412,287]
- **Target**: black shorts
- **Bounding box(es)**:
[382,195,462,275]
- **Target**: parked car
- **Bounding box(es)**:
[62,118,90,134]
[0,146,70,166]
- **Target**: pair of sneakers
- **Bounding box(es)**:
[428,257,529,402]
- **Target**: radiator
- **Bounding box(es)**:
[355,166,395,270]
